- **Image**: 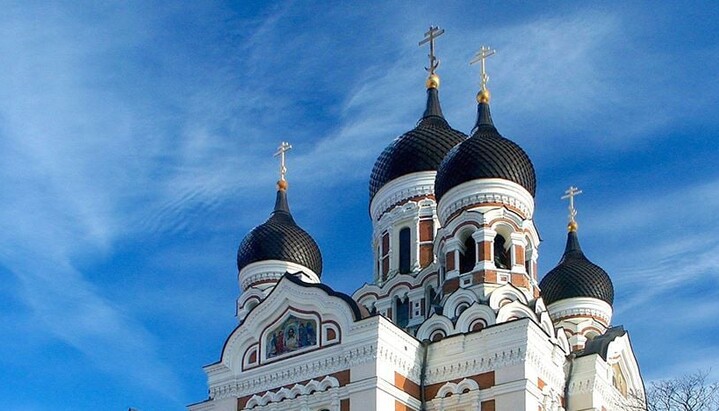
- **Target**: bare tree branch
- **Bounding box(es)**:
[645,369,719,411]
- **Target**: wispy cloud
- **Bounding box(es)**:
[0,2,716,408]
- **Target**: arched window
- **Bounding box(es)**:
[460,236,476,273]
[494,234,511,269]
[395,296,410,328]
[399,227,411,274]
[524,235,532,277]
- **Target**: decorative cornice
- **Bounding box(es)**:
[243,375,340,409]
[239,260,320,291]
[210,344,376,400]
[425,345,525,385]
[371,172,437,222]
[437,179,534,225]
[353,267,438,302]
[547,298,612,326]
[375,198,436,236]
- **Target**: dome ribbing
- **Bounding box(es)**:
[539,230,614,306]
[369,87,466,200]
[434,102,536,201]
[237,189,323,276]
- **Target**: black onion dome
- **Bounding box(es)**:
[539,230,614,306]
[434,102,536,201]
[237,189,323,276]
[369,87,467,200]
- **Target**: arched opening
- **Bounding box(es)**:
[524,235,533,278]
[494,234,511,269]
[426,287,437,317]
[399,227,411,274]
[246,299,259,311]
[459,236,476,273]
[395,296,410,328]
[455,302,470,318]
[471,319,486,332]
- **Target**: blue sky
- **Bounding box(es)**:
[1,2,718,410]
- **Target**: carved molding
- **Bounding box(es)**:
[370,172,437,222]
[438,179,534,225]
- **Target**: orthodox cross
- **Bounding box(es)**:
[470,45,496,91]
[274,141,292,182]
[561,186,583,224]
[419,26,445,75]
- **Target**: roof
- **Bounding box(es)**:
[369,87,466,201]
[282,273,371,320]
[539,230,614,306]
[435,102,536,201]
[236,189,323,276]
[578,326,626,359]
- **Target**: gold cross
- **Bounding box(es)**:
[274,141,292,182]
[561,186,583,225]
[419,26,445,75]
[470,45,496,91]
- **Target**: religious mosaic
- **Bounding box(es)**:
[266,315,318,359]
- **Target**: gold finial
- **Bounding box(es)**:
[470,45,496,102]
[561,186,583,232]
[419,26,445,89]
[274,141,292,190]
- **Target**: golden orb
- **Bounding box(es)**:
[277,180,288,191]
[426,74,440,89]
[567,221,578,232]
[477,89,491,103]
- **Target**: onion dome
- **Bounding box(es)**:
[435,99,536,201]
[539,229,614,306]
[237,187,323,276]
[369,83,467,201]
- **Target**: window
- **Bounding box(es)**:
[395,296,410,328]
[524,235,533,278]
[494,234,511,269]
[380,232,390,281]
[399,227,411,274]
[426,287,437,316]
[460,236,476,273]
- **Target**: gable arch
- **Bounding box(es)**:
[221,275,365,371]
[388,283,411,301]
[496,300,537,324]
[417,314,454,341]
[444,288,479,319]
[456,378,480,393]
[489,283,529,310]
[455,303,497,333]
[538,311,555,337]
[454,222,479,243]
[436,382,458,398]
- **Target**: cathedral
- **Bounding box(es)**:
[188,28,645,411]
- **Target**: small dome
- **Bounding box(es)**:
[435,102,536,201]
[237,189,323,276]
[539,230,614,306]
[369,87,466,200]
